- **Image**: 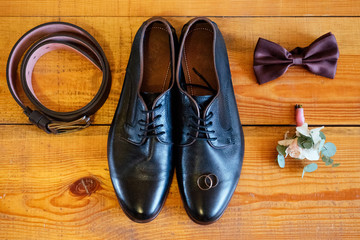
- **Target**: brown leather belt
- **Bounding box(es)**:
[6,22,111,134]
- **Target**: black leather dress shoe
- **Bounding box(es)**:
[174,17,244,224]
[108,17,177,223]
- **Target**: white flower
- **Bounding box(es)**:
[278,123,323,161]
[296,123,324,145]
[296,123,310,137]
[300,148,320,161]
[310,127,324,145]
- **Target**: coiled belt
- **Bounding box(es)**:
[6,22,111,134]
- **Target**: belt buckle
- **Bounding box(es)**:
[47,116,92,134]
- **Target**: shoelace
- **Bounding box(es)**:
[137,104,165,138]
[184,68,217,95]
[187,111,217,141]
[184,68,218,141]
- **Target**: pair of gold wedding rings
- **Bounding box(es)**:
[197,174,219,190]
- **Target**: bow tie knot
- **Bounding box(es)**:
[292,56,303,65]
[253,32,339,84]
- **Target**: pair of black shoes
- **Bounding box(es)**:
[108,17,244,224]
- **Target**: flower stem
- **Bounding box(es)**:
[295,104,305,126]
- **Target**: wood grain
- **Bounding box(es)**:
[0,126,359,239]
[1,17,359,125]
[1,1,360,239]
[0,0,360,17]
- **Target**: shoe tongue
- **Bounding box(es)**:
[192,95,213,113]
[141,92,161,109]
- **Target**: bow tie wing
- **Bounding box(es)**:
[300,32,339,79]
[253,38,293,84]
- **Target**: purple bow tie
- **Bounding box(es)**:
[253,32,339,85]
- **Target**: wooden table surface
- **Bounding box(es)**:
[1,1,360,239]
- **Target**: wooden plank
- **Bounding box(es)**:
[0,125,359,239]
[1,17,360,125]
[0,0,59,16]
[0,0,360,17]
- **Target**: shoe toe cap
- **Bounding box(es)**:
[184,179,237,225]
[187,201,224,224]
[112,177,170,223]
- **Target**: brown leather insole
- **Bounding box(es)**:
[182,22,218,96]
[141,22,171,94]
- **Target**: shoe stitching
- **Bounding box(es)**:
[145,25,171,93]
[183,28,214,96]
[161,61,171,92]
[145,26,168,32]
[183,43,193,95]
[187,27,214,35]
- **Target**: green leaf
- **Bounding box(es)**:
[277,154,285,168]
[302,163,318,178]
[276,144,287,156]
[298,135,314,149]
[332,163,340,167]
[318,139,325,153]
[319,131,326,140]
[304,163,318,172]
[322,142,337,157]
[325,158,334,166]
[302,140,313,149]
[322,155,333,166]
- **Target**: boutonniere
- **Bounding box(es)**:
[276,105,339,178]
